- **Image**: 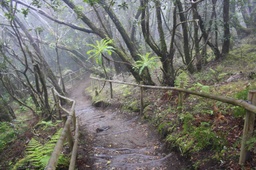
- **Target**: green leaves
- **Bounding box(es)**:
[83,0,99,6]
[21,8,29,17]
[87,39,114,65]
[133,53,159,75]
[12,129,68,170]
[175,71,189,88]
[74,5,84,19]
[118,2,128,10]
[0,122,17,152]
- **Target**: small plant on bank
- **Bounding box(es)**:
[209,66,228,82]
[166,111,224,155]
[233,88,249,117]
[246,135,256,152]
[174,70,189,88]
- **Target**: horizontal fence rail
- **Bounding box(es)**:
[45,89,79,170]
[90,76,256,165]
[62,68,87,86]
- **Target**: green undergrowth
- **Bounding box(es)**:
[12,128,69,170]
[87,82,110,107]
[0,122,17,152]
[0,105,34,153]
[89,44,256,169]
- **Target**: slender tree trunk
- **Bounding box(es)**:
[230,1,251,38]
[196,9,222,59]
[0,94,16,119]
[98,0,154,85]
[222,0,230,57]
[140,0,175,86]
[56,46,66,93]
[176,0,195,73]
[34,64,51,119]
[12,16,64,95]
[93,6,127,74]
[192,3,202,71]
[63,0,154,85]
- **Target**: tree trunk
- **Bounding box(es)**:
[56,46,66,93]
[10,15,64,96]
[98,0,154,85]
[176,0,195,73]
[140,0,175,86]
[63,0,155,85]
[222,0,230,57]
[192,3,202,71]
[196,10,223,59]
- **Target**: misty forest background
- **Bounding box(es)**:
[1,0,256,169]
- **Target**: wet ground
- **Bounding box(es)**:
[68,78,188,170]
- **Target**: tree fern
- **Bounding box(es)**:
[174,70,189,88]
[12,128,69,170]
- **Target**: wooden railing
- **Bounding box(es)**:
[90,76,256,165]
[45,88,79,170]
[62,68,86,86]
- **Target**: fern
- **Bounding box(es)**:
[35,120,61,130]
[174,71,189,87]
[12,128,69,170]
[192,82,210,93]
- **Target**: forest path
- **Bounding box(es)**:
[67,76,187,170]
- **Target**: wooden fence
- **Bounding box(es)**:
[90,76,256,165]
[62,68,86,86]
[45,88,79,170]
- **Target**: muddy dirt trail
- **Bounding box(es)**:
[68,78,188,170]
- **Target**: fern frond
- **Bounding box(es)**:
[12,128,68,170]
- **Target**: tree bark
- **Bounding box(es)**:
[195,10,223,59]
[192,3,202,71]
[222,0,230,57]
[176,0,195,73]
[8,12,64,95]
[62,0,155,85]
[140,0,175,86]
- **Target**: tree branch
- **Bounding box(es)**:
[14,0,95,34]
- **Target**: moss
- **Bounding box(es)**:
[91,93,109,108]
[122,100,140,112]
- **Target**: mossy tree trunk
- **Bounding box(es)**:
[140,0,176,86]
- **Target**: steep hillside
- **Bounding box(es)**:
[91,43,256,169]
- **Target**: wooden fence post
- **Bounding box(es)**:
[52,88,61,119]
[67,123,74,150]
[69,74,72,86]
[109,77,113,99]
[72,110,76,130]
[239,90,256,165]
[69,118,79,170]
[140,81,144,115]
